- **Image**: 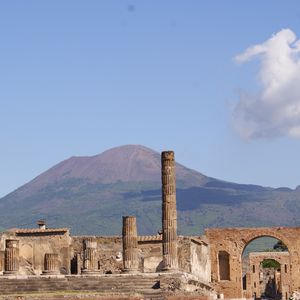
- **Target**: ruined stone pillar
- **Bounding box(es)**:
[43,253,59,275]
[4,240,19,275]
[0,251,4,273]
[122,216,139,273]
[82,239,99,274]
[161,151,178,270]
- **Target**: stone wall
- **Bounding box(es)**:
[71,235,211,278]
[138,238,163,272]
[190,238,211,283]
[246,251,290,300]
[206,227,300,299]
[0,228,211,281]
[178,237,191,273]
[139,236,211,280]
[71,236,123,274]
[0,228,71,275]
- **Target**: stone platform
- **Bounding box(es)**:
[0,272,214,299]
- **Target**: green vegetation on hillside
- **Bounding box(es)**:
[1,159,300,235]
[262,259,281,269]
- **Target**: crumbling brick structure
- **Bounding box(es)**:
[206,227,299,299]
[245,251,290,300]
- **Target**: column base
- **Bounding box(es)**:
[122,268,139,274]
[161,267,178,272]
[81,269,101,275]
[160,262,178,272]
[3,270,18,275]
[42,270,60,275]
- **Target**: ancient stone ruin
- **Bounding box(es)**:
[0,150,298,299]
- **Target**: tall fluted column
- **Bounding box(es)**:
[82,239,99,274]
[161,151,178,270]
[4,240,19,275]
[122,216,139,273]
[43,253,59,275]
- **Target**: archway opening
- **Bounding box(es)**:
[260,259,281,300]
[241,236,288,300]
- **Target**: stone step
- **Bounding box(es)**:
[0,275,198,298]
[0,284,158,289]
[0,279,162,295]
[143,295,164,300]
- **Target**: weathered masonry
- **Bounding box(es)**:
[246,252,290,300]
[0,150,299,299]
[206,227,300,299]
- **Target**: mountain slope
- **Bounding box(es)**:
[0,145,299,235]
[9,145,209,202]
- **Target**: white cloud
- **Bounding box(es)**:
[233,28,300,139]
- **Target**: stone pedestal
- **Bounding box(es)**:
[4,240,19,275]
[122,216,139,273]
[161,151,178,271]
[82,239,99,274]
[43,253,59,275]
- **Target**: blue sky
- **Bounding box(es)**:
[1,1,300,197]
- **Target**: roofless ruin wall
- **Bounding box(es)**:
[0,232,211,284]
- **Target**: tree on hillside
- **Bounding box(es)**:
[262,259,280,269]
[273,240,288,251]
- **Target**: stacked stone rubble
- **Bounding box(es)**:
[122,216,139,273]
[161,151,178,270]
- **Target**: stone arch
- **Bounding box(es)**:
[241,232,291,299]
[247,251,291,300]
[205,227,300,299]
[260,257,280,268]
[241,231,291,256]
[257,256,289,267]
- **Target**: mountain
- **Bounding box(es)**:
[0,145,300,235]
[10,145,209,201]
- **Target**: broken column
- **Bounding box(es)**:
[82,238,99,274]
[43,253,59,275]
[122,216,139,273]
[161,151,178,271]
[0,251,4,273]
[4,240,19,275]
